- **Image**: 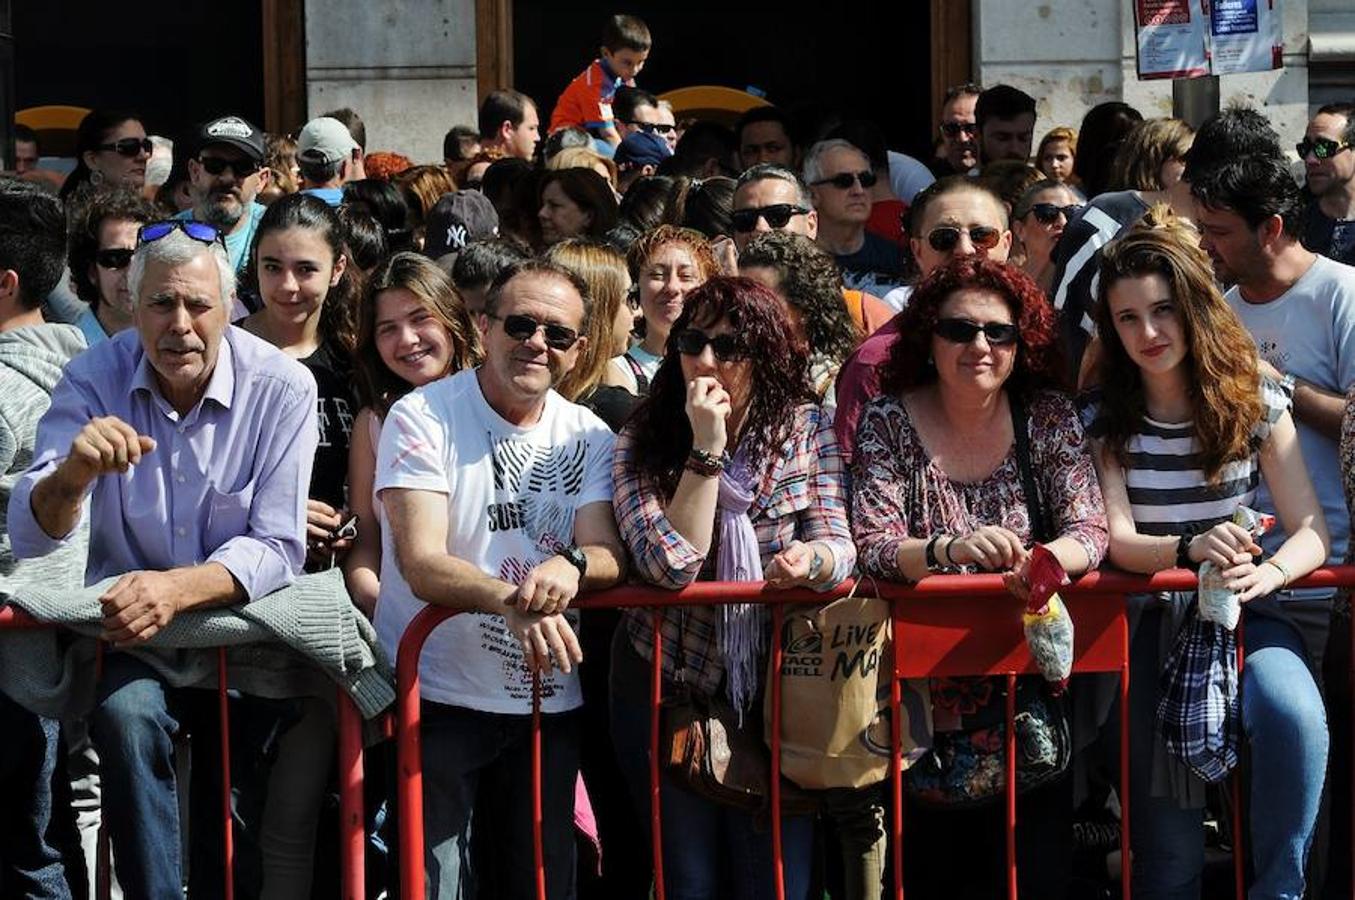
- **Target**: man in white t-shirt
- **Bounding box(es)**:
[375,260,627,899]
[1193,153,1350,897]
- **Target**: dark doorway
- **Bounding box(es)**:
[12,3,265,140]
[513,1,936,161]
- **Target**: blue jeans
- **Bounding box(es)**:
[419,701,580,900]
[1130,607,1328,900]
[0,690,82,899]
[88,654,233,900]
[609,690,814,900]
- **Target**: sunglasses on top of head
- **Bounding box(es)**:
[491,313,580,350]
[933,317,1019,346]
[97,137,154,158]
[1026,203,1083,225]
[811,170,877,190]
[1296,137,1352,161]
[926,225,1002,253]
[730,203,811,233]
[675,328,747,362]
[137,219,227,251]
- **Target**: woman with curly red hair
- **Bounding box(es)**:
[610,276,855,900]
[1088,213,1328,899]
[851,256,1107,899]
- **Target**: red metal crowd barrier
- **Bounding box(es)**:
[395,566,1355,900]
[0,605,371,900]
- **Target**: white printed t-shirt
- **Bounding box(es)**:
[373,368,616,713]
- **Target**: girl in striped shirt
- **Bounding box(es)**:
[1088,212,1329,899]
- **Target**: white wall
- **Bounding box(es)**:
[972,0,1310,148]
[304,0,478,163]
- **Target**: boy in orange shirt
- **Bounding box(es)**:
[549,14,652,148]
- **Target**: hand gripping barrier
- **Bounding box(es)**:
[0,605,371,900]
[394,567,1355,900]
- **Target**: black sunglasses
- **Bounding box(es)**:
[927,225,1002,253]
[1296,137,1352,160]
[675,328,747,361]
[811,170,877,190]
[1027,203,1083,225]
[934,317,1019,346]
[492,313,580,350]
[137,220,227,251]
[97,137,153,158]
[731,203,811,233]
[197,156,261,178]
[95,248,135,270]
[624,120,676,135]
[940,122,978,138]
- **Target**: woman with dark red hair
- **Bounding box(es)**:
[850,257,1107,899]
[609,276,855,900]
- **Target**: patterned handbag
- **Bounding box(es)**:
[1155,600,1240,783]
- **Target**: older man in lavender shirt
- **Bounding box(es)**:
[7,222,316,899]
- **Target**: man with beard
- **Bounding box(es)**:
[375,259,626,899]
[178,116,270,278]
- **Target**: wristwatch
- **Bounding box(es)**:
[557,544,588,578]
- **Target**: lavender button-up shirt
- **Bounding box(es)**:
[8,326,317,599]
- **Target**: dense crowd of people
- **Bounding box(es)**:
[3,10,1355,900]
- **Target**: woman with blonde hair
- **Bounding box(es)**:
[543,238,638,429]
[393,164,458,247]
[1088,211,1328,899]
[1106,118,1194,192]
[1036,126,1078,185]
[545,146,620,194]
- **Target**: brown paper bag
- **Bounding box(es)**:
[765,591,933,790]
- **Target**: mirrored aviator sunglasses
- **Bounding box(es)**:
[137,220,227,251]
[675,328,747,361]
[927,225,1002,253]
[1296,137,1351,160]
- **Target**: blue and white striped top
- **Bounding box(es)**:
[1082,378,1290,535]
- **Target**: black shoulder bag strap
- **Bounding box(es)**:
[623,352,650,393]
[1009,392,1053,544]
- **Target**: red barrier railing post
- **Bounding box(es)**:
[531,671,546,900]
[649,608,667,900]
[337,690,366,900]
[395,605,463,900]
[1118,597,1131,900]
[890,603,905,900]
[769,604,786,900]
[217,646,234,900]
[1004,672,1017,900]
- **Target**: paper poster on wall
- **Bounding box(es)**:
[1134,0,1282,80]
[1134,0,1209,80]
[1207,0,1283,75]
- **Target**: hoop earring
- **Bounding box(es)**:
[89,168,105,187]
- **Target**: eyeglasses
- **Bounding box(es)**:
[675,328,747,361]
[491,313,580,350]
[926,225,1003,253]
[95,248,135,270]
[730,203,811,233]
[1027,203,1083,225]
[623,121,676,136]
[96,137,153,158]
[137,220,227,251]
[940,122,978,138]
[196,156,261,178]
[811,170,877,190]
[1296,137,1352,160]
[934,317,1019,346]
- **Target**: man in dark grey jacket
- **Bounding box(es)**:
[0,178,88,898]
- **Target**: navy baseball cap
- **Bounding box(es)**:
[614,131,672,169]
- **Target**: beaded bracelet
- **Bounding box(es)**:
[684,447,725,478]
